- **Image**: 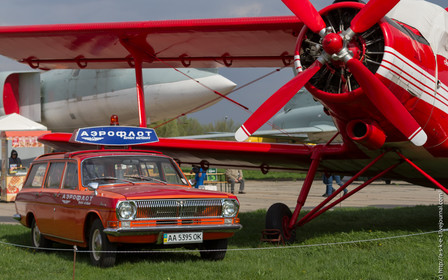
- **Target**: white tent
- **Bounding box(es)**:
[0,113,49,201]
[0,113,47,131]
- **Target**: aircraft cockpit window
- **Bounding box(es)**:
[391,19,430,46]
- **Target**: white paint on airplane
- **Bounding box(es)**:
[0,68,236,131]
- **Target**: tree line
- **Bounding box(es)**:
[153,117,239,137]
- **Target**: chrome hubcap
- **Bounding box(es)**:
[91,229,102,261]
[33,224,41,247]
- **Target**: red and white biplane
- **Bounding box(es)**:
[1,0,448,241]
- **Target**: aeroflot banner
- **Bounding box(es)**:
[70,126,159,146]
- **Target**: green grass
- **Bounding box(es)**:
[0,205,447,279]
[241,169,307,181]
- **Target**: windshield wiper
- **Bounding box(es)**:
[90,176,135,185]
[124,175,168,185]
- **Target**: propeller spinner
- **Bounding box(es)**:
[235,0,427,147]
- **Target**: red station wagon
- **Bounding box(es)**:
[14,149,242,267]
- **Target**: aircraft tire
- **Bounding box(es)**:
[265,203,296,243]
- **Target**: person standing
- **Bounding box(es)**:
[225,169,245,194]
[190,165,207,188]
[8,149,22,173]
[322,173,347,197]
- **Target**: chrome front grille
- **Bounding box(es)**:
[135,199,223,220]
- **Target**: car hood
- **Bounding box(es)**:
[98,184,234,200]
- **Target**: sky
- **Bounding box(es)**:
[0,0,446,127]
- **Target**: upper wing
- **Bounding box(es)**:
[0,16,302,70]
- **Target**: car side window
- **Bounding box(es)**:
[23,163,48,188]
[140,162,161,180]
[44,162,66,189]
[62,162,78,190]
[161,161,182,184]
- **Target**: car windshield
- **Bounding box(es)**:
[81,155,188,187]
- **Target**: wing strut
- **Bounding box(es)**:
[264,147,448,243]
[134,57,148,127]
[296,152,394,227]
[287,146,323,229]
[120,38,153,128]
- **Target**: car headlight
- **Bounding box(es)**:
[222,199,239,217]
[116,201,137,220]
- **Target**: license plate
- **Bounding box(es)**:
[163,232,203,244]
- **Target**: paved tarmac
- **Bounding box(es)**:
[0,179,443,224]
[235,179,443,213]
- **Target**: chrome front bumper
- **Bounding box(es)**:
[103,223,242,237]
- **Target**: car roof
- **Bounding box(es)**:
[33,149,166,162]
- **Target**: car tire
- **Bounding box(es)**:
[31,218,52,249]
[265,203,296,243]
[89,219,117,267]
[199,238,228,261]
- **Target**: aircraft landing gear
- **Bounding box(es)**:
[261,147,448,246]
[265,203,296,243]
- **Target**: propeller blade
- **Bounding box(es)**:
[350,0,400,34]
[235,60,322,142]
[282,0,326,35]
[346,59,427,146]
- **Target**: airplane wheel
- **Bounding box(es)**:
[200,238,228,261]
[265,203,296,243]
[89,219,117,267]
[31,218,52,250]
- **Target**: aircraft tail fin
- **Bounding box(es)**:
[0,71,41,121]
[283,88,320,112]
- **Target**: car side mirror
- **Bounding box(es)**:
[87,182,99,196]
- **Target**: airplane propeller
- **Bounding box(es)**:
[349,0,402,34]
[346,59,427,146]
[235,0,428,146]
[281,0,326,36]
[235,59,323,142]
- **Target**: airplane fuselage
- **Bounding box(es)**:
[0,68,236,131]
[296,1,448,185]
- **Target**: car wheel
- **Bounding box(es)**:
[31,219,52,249]
[89,219,117,267]
[200,238,228,261]
[265,203,296,243]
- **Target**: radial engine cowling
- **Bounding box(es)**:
[346,120,386,150]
